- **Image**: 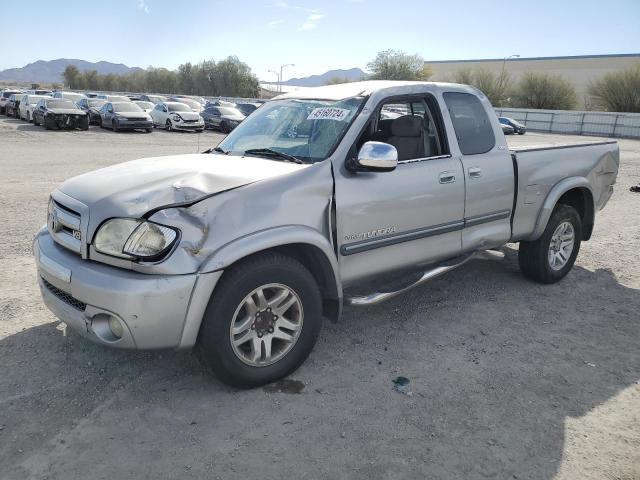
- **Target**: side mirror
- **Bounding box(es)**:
[352,141,398,172]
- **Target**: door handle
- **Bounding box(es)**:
[469,167,482,178]
[439,171,456,184]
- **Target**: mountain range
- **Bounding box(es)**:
[279,68,367,87]
[0,58,365,87]
[0,59,143,83]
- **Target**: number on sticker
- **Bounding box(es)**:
[307,107,350,121]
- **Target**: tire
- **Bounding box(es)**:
[112,119,119,132]
[33,113,40,126]
[196,252,323,389]
[80,116,89,131]
[145,128,152,133]
[27,111,31,123]
[166,119,172,131]
[518,204,582,284]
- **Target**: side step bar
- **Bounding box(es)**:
[346,249,505,306]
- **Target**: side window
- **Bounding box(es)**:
[443,92,495,155]
[356,96,446,162]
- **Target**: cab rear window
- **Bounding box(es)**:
[443,92,495,155]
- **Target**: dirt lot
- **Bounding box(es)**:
[1,116,639,480]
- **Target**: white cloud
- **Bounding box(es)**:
[298,22,317,31]
[268,19,284,28]
[137,0,149,14]
[308,13,324,21]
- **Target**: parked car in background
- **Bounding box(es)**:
[140,94,167,104]
[499,117,527,135]
[150,101,204,132]
[127,94,143,101]
[19,94,51,121]
[99,101,153,132]
[133,100,154,113]
[83,92,98,98]
[4,93,22,118]
[500,123,515,135]
[1,89,23,114]
[173,95,206,105]
[32,98,89,130]
[235,102,260,116]
[52,91,87,103]
[96,94,131,103]
[77,98,107,125]
[205,99,236,108]
[168,96,203,113]
[27,89,52,96]
[201,105,245,132]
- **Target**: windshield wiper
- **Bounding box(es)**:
[243,148,304,164]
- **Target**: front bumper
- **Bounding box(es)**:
[117,119,153,130]
[34,228,222,350]
[173,121,204,131]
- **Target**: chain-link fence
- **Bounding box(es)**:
[495,107,640,139]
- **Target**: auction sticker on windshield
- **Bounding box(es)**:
[307,107,350,121]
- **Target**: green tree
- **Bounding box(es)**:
[588,63,640,113]
[367,50,432,81]
[450,67,511,107]
[512,73,577,110]
[62,65,81,89]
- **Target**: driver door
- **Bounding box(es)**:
[335,95,465,285]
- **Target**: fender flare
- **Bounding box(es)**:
[526,176,594,241]
[199,225,342,299]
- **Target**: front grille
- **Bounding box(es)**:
[48,199,82,255]
[182,119,198,123]
[42,278,86,311]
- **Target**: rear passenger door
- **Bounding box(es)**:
[442,91,514,251]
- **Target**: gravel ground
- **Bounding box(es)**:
[0,116,638,480]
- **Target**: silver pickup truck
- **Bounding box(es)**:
[35,81,619,387]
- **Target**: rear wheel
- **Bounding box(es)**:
[146,128,152,133]
[196,252,323,389]
[27,111,31,122]
[518,204,582,284]
[80,116,89,130]
[33,113,40,126]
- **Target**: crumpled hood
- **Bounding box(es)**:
[58,153,308,219]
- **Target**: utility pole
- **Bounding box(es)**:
[267,69,280,94]
[279,63,295,93]
[499,54,519,105]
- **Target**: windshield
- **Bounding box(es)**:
[168,103,191,112]
[3,91,21,98]
[108,95,130,102]
[46,100,75,109]
[113,102,143,112]
[135,101,153,109]
[217,97,364,164]
[89,99,106,107]
[147,95,166,103]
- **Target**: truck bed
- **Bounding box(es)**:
[509,138,619,242]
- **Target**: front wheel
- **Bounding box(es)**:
[518,204,582,284]
[196,252,323,389]
[165,119,172,131]
[112,119,119,132]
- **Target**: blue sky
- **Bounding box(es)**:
[2,0,639,81]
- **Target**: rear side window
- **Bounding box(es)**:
[443,92,495,155]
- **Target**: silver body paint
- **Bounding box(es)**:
[34,81,619,350]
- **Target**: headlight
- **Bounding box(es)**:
[172,114,182,122]
[94,218,178,260]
